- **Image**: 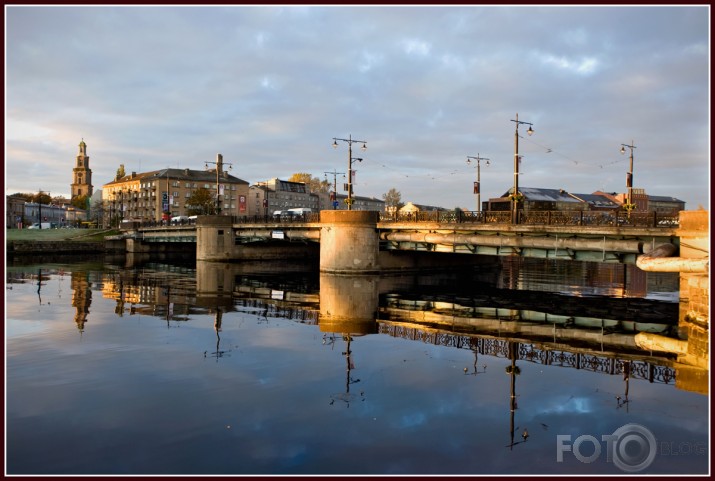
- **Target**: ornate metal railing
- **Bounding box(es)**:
[379,210,678,228]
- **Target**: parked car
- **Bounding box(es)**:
[28,222,55,229]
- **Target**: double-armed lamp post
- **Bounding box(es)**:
[466,154,490,213]
[205,154,233,215]
[332,135,367,211]
[510,113,534,224]
[620,141,636,218]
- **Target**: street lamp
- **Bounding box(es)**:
[332,135,367,211]
[510,113,534,224]
[620,141,637,218]
[324,169,346,210]
[205,154,233,215]
[466,154,490,213]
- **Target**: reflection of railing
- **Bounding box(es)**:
[234,298,319,324]
[378,323,676,384]
[379,210,679,228]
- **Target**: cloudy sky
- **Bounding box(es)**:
[5,5,710,210]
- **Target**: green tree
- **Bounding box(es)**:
[185,187,217,215]
[382,188,404,212]
[71,194,90,210]
[288,173,330,194]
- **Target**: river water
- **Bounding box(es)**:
[5,255,709,475]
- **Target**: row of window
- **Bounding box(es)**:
[138,181,239,190]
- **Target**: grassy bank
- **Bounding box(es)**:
[6,228,121,242]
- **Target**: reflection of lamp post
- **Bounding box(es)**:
[505,341,526,450]
[620,141,637,218]
[617,361,631,411]
[332,135,367,211]
[205,154,234,215]
[510,114,534,224]
[328,334,364,407]
[467,154,490,213]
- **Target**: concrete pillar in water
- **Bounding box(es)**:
[196,216,234,261]
[319,210,380,274]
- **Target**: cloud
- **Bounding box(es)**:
[4,6,709,210]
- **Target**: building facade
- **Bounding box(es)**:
[248,178,319,217]
[102,154,249,225]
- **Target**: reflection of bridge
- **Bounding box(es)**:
[115,209,684,267]
[378,322,676,385]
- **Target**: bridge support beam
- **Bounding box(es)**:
[320,210,380,274]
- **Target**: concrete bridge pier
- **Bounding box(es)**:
[196,216,234,261]
[320,210,380,274]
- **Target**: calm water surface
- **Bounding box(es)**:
[5,256,709,475]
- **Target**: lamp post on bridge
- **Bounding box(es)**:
[466,154,490,213]
[205,154,233,215]
[324,169,345,210]
[332,135,367,211]
[510,113,534,224]
[620,141,637,219]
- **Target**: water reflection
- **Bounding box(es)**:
[5,256,708,475]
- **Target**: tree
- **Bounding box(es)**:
[185,187,217,215]
[71,194,90,210]
[382,188,404,213]
[288,173,330,194]
[32,192,52,205]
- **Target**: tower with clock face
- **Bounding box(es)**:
[71,139,93,200]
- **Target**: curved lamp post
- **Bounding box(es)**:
[620,141,636,218]
[510,114,534,224]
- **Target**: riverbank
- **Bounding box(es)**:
[5,228,121,255]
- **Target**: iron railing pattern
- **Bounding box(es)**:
[378,323,676,384]
[379,210,678,228]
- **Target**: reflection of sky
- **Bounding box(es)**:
[6,267,708,475]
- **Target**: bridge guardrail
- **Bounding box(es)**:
[379,210,678,228]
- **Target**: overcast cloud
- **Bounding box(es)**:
[5,5,710,210]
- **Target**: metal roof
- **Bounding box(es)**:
[502,187,581,203]
[104,167,249,186]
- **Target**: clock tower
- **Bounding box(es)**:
[71,139,93,200]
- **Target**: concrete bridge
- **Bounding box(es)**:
[114,209,707,274]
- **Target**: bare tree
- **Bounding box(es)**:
[382,188,404,213]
